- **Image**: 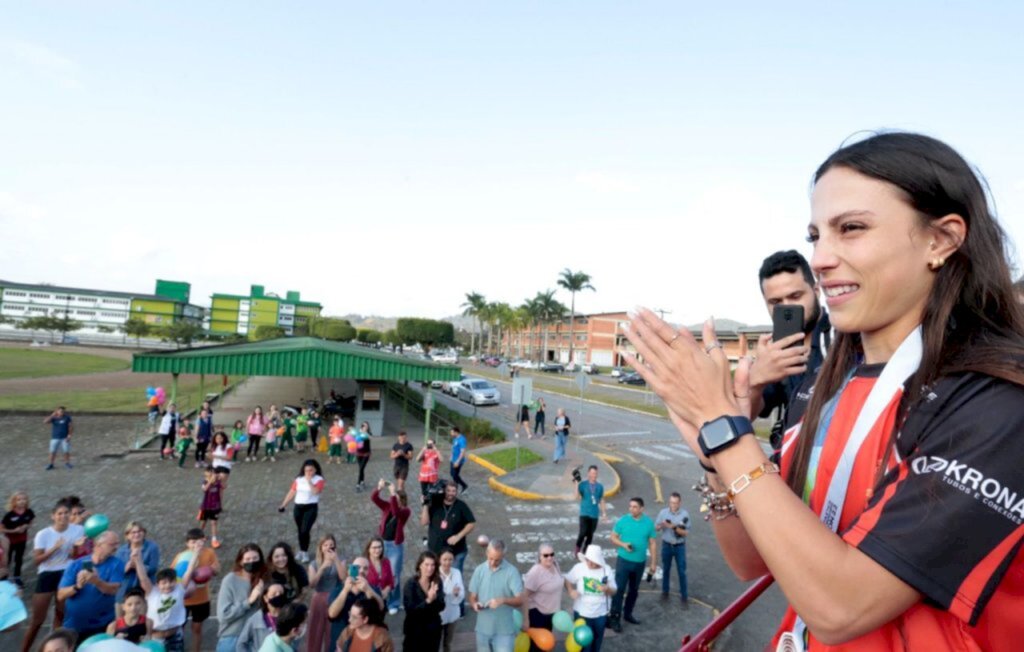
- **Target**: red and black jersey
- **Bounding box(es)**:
[776,368,1024,651]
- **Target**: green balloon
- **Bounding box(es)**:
[79,633,113,648]
[573,624,594,647]
[83,513,109,539]
[512,609,523,629]
[552,610,574,633]
[140,640,167,651]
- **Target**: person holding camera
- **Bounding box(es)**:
[573,466,606,556]
[421,481,475,577]
[552,408,571,464]
[607,497,656,633]
[564,544,616,652]
[371,479,411,615]
[654,492,689,607]
[416,439,444,505]
[56,530,124,644]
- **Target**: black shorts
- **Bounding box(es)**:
[214,466,231,475]
[394,465,409,480]
[36,569,63,593]
[200,509,220,522]
[185,601,211,623]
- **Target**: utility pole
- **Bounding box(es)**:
[653,308,672,321]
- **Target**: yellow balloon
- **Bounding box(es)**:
[574,618,586,628]
[566,636,583,652]
[514,632,531,652]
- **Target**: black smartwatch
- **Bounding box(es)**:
[698,415,753,458]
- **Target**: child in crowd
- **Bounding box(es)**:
[264,424,279,463]
[2,491,35,585]
[65,496,93,559]
[199,469,224,548]
[328,419,344,465]
[175,425,193,469]
[194,408,213,468]
[173,528,220,652]
[308,409,321,451]
[295,407,309,453]
[137,552,200,652]
[40,629,77,652]
[106,586,151,643]
[281,413,296,452]
[230,422,246,462]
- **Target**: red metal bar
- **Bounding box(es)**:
[679,574,776,652]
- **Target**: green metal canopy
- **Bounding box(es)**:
[131,337,462,382]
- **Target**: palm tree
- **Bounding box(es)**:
[557,269,596,364]
[522,297,544,360]
[510,305,531,358]
[533,290,567,363]
[461,292,487,356]
[491,302,514,358]
[478,302,499,355]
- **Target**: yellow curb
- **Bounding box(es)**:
[469,451,622,501]
[594,453,625,464]
[467,452,507,477]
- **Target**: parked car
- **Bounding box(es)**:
[582,362,599,374]
[510,359,537,370]
[443,374,468,396]
[610,366,631,377]
[482,356,502,367]
[431,351,458,364]
[539,362,565,373]
[618,372,646,386]
[456,379,501,406]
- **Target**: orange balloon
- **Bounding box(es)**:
[528,628,555,651]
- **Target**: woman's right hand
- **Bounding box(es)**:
[248,580,264,603]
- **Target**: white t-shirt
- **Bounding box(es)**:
[211,445,233,470]
[148,584,187,631]
[564,562,616,619]
[34,524,85,573]
[292,475,325,505]
[439,568,465,625]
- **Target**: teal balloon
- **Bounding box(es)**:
[552,610,574,633]
[512,609,523,629]
[140,641,167,651]
[79,632,113,647]
[175,560,190,578]
[83,513,109,539]
[573,625,594,647]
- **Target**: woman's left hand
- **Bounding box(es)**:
[622,309,753,452]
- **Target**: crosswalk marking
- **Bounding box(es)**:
[650,444,695,459]
[628,446,672,461]
[509,517,578,527]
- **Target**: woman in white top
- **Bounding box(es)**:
[278,459,325,563]
[438,548,465,652]
[210,431,234,491]
[20,498,85,652]
[563,545,616,652]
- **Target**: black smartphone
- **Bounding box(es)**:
[81,560,94,572]
[772,304,805,348]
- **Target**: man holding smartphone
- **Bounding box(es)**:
[608,497,656,633]
[749,250,832,455]
[655,492,690,607]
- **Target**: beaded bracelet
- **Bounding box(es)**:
[693,474,737,521]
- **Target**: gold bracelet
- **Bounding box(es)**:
[727,462,780,499]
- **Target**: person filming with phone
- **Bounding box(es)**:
[749,250,832,457]
[421,481,475,578]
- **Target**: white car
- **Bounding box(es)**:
[510,359,537,370]
[431,351,459,364]
[456,379,501,406]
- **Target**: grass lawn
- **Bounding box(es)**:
[0,376,247,413]
[0,349,129,379]
[476,446,544,472]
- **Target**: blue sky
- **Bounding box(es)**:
[2,1,1022,325]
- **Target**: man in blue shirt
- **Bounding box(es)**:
[44,406,74,470]
[57,530,124,643]
[450,427,469,494]
[469,539,523,652]
[655,492,690,607]
[574,465,607,555]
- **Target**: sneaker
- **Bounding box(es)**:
[65,463,73,469]
[211,537,221,549]
[624,614,642,625]
[388,607,398,615]
[609,618,623,633]
[661,592,669,601]
[46,464,55,470]
[422,537,428,548]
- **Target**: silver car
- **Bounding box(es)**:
[456,379,501,406]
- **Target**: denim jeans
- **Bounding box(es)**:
[160,628,185,652]
[661,541,687,600]
[454,550,467,577]
[610,558,645,618]
[475,632,515,652]
[215,635,239,652]
[573,612,607,652]
[553,433,568,462]
[384,540,404,610]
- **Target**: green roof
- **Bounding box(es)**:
[131,337,461,382]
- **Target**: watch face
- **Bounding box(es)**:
[702,418,736,449]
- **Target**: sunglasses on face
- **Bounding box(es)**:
[541,553,555,558]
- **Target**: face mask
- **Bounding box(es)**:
[242,561,260,574]
[268,595,289,609]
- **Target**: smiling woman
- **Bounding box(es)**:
[623,132,1024,651]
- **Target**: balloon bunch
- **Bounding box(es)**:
[512,611,594,652]
[145,386,167,408]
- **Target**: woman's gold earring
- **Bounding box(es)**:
[929,257,946,271]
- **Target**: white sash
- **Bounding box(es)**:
[781,327,922,652]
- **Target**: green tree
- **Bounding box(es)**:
[460,291,487,356]
[356,328,383,344]
[533,289,567,363]
[158,320,203,349]
[395,318,454,351]
[17,316,60,342]
[311,317,356,342]
[251,325,286,341]
[557,268,596,364]
[120,318,152,348]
